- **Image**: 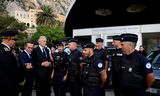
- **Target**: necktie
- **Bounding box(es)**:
[29,54,32,59]
[28,54,31,59]
[43,48,47,58]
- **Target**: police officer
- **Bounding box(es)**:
[67,38,82,96]
[94,38,109,95]
[94,38,109,70]
[0,30,25,96]
[51,42,69,96]
[119,33,155,96]
[81,42,107,96]
[111,35,123,96]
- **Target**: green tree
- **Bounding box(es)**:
[0,16,27,31]
[16,32,28,50]
[31,25,65,46]
[0,15,28,50]
[36,5,57,27]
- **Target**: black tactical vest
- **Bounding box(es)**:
[68,49,81,81]
[81,56,101,86]
[120,52,146,89]
[111,48,123,72]
[54,52,67,75]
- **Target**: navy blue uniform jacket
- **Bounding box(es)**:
[0,44,24,96]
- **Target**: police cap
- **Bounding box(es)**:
[0,29,18,40]
[113,35,121,41]
[96,38,104,42]
[121,33,138,43]
[82,42,95,49]
[68,38,78,43]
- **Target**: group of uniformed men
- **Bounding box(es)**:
[0,29,155,96]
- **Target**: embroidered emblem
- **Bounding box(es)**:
[146,63,151,69]
[98,63,103,68]
[4,47,10,51]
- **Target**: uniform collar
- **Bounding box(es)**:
[71,48,77,53]
[1,42,11,50]
[125,50,136,59]
[95,48,104,51]
[88,54,94,59]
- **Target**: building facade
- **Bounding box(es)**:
[14,9,42,28]
[73,24,160,53]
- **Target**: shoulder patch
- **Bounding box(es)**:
[79,57,83,60]
[98,63,103,68]
[146,63,151,69]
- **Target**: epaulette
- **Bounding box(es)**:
[3,46,10,52]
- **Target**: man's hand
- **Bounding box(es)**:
[19,78,26,86]
[41,61,51,67]
[25,63,33,69]
[63,74,67,81]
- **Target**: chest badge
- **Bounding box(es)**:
[128,67,132,72]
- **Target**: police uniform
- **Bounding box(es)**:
[67,38,82,96]
[111,35,123,96]
[81,42,105,96]
[119,33,153,96]
[94,38,109,95]
[0,30,24,96]
[52,43,69,96]
[94,38,108,63]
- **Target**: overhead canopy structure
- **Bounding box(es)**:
[64,0,160,37]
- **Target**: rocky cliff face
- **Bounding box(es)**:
[1,0,73,16]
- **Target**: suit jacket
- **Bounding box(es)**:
[31,46,52,78]
[19,51,32,64]
[0,44,24,95]
[18,51,34,74]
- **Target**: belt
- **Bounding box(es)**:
[87,83,100,87]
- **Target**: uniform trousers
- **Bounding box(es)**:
[52,74,66,96]
[120,87,146,96]
[35,76,51,96]
[21,71,34,96]
[112,72,121,96]
[83,85,101,96]
[68,80,82,96]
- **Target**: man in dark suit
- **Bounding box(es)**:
[0,29,25,96]
[18,41,34,96]
[32,36,52,96]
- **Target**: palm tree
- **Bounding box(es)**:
[36,5,57,27]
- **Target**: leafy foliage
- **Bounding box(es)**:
[36,5,57,27]
[16,32,28,48]
[0,16,27,31]
[0,15,28,50]
[31,25,65,47]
